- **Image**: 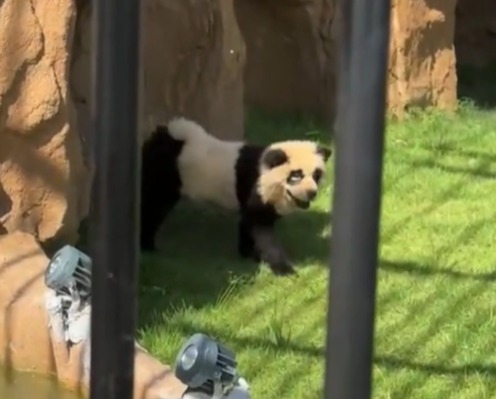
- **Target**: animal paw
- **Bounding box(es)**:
[270,261,298,277]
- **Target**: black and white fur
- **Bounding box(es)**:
[140,117,331,276]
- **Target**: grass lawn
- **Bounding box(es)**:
[137,101,496,399]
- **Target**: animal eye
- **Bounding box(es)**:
[313,169,323,183]
[287,169,304,184]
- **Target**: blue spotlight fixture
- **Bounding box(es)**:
[175,333,239,397]
[44,245,92,300]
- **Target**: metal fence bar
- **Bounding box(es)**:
[333,0,352,136]
[324,0,391,397]
[89,0,142,397]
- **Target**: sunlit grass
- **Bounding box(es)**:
[138,100,496,399]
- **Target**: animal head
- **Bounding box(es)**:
[258,140,332,215]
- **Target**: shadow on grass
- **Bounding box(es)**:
[375,356,496,377]
[137,202,330,329]
[427,148,496,164]
[415,141,496,176]
[377,202,496,373]
[381,177,467,245]
[409,157,496,180]
[76,197,331,335]
[382,143,496,245]
[381,260,496,281]
[158,318,496,378]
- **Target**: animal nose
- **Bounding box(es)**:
[307,190,317,201]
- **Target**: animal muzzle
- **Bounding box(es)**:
[286,189,317,210]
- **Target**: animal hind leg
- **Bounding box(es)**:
[140,189,180,251]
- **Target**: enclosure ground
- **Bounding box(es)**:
[137,101,496,399]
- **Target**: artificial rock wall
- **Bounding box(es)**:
[387,0,457,115]
[71,0,246,144]
[234,0,337,121]
[0,0,485,249]
[0,0,87,249]
[0,0,246,249]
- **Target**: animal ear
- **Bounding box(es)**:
[317,146,332,162]
[263,148,288,169]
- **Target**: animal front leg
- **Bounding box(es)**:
[238,217,260,261]
[251,225,296,276]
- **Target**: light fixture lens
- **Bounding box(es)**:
[181,345,199,370]
[49,254,62,272]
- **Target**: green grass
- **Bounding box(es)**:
[137,101,496,399]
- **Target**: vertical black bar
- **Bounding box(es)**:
[333,0,353,136]
[324,0,391,397]
[89,0,141,397]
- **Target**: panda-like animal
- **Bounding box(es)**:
[140,117,332,276]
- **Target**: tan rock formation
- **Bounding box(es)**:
[234,0,336,121]
[0,0,246,252]
[237,0,459,119]
[0,0,88,247]
[455,0,496,67]
[71,0,246,142]
[387,0,458,115]
[0,232,55,374]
